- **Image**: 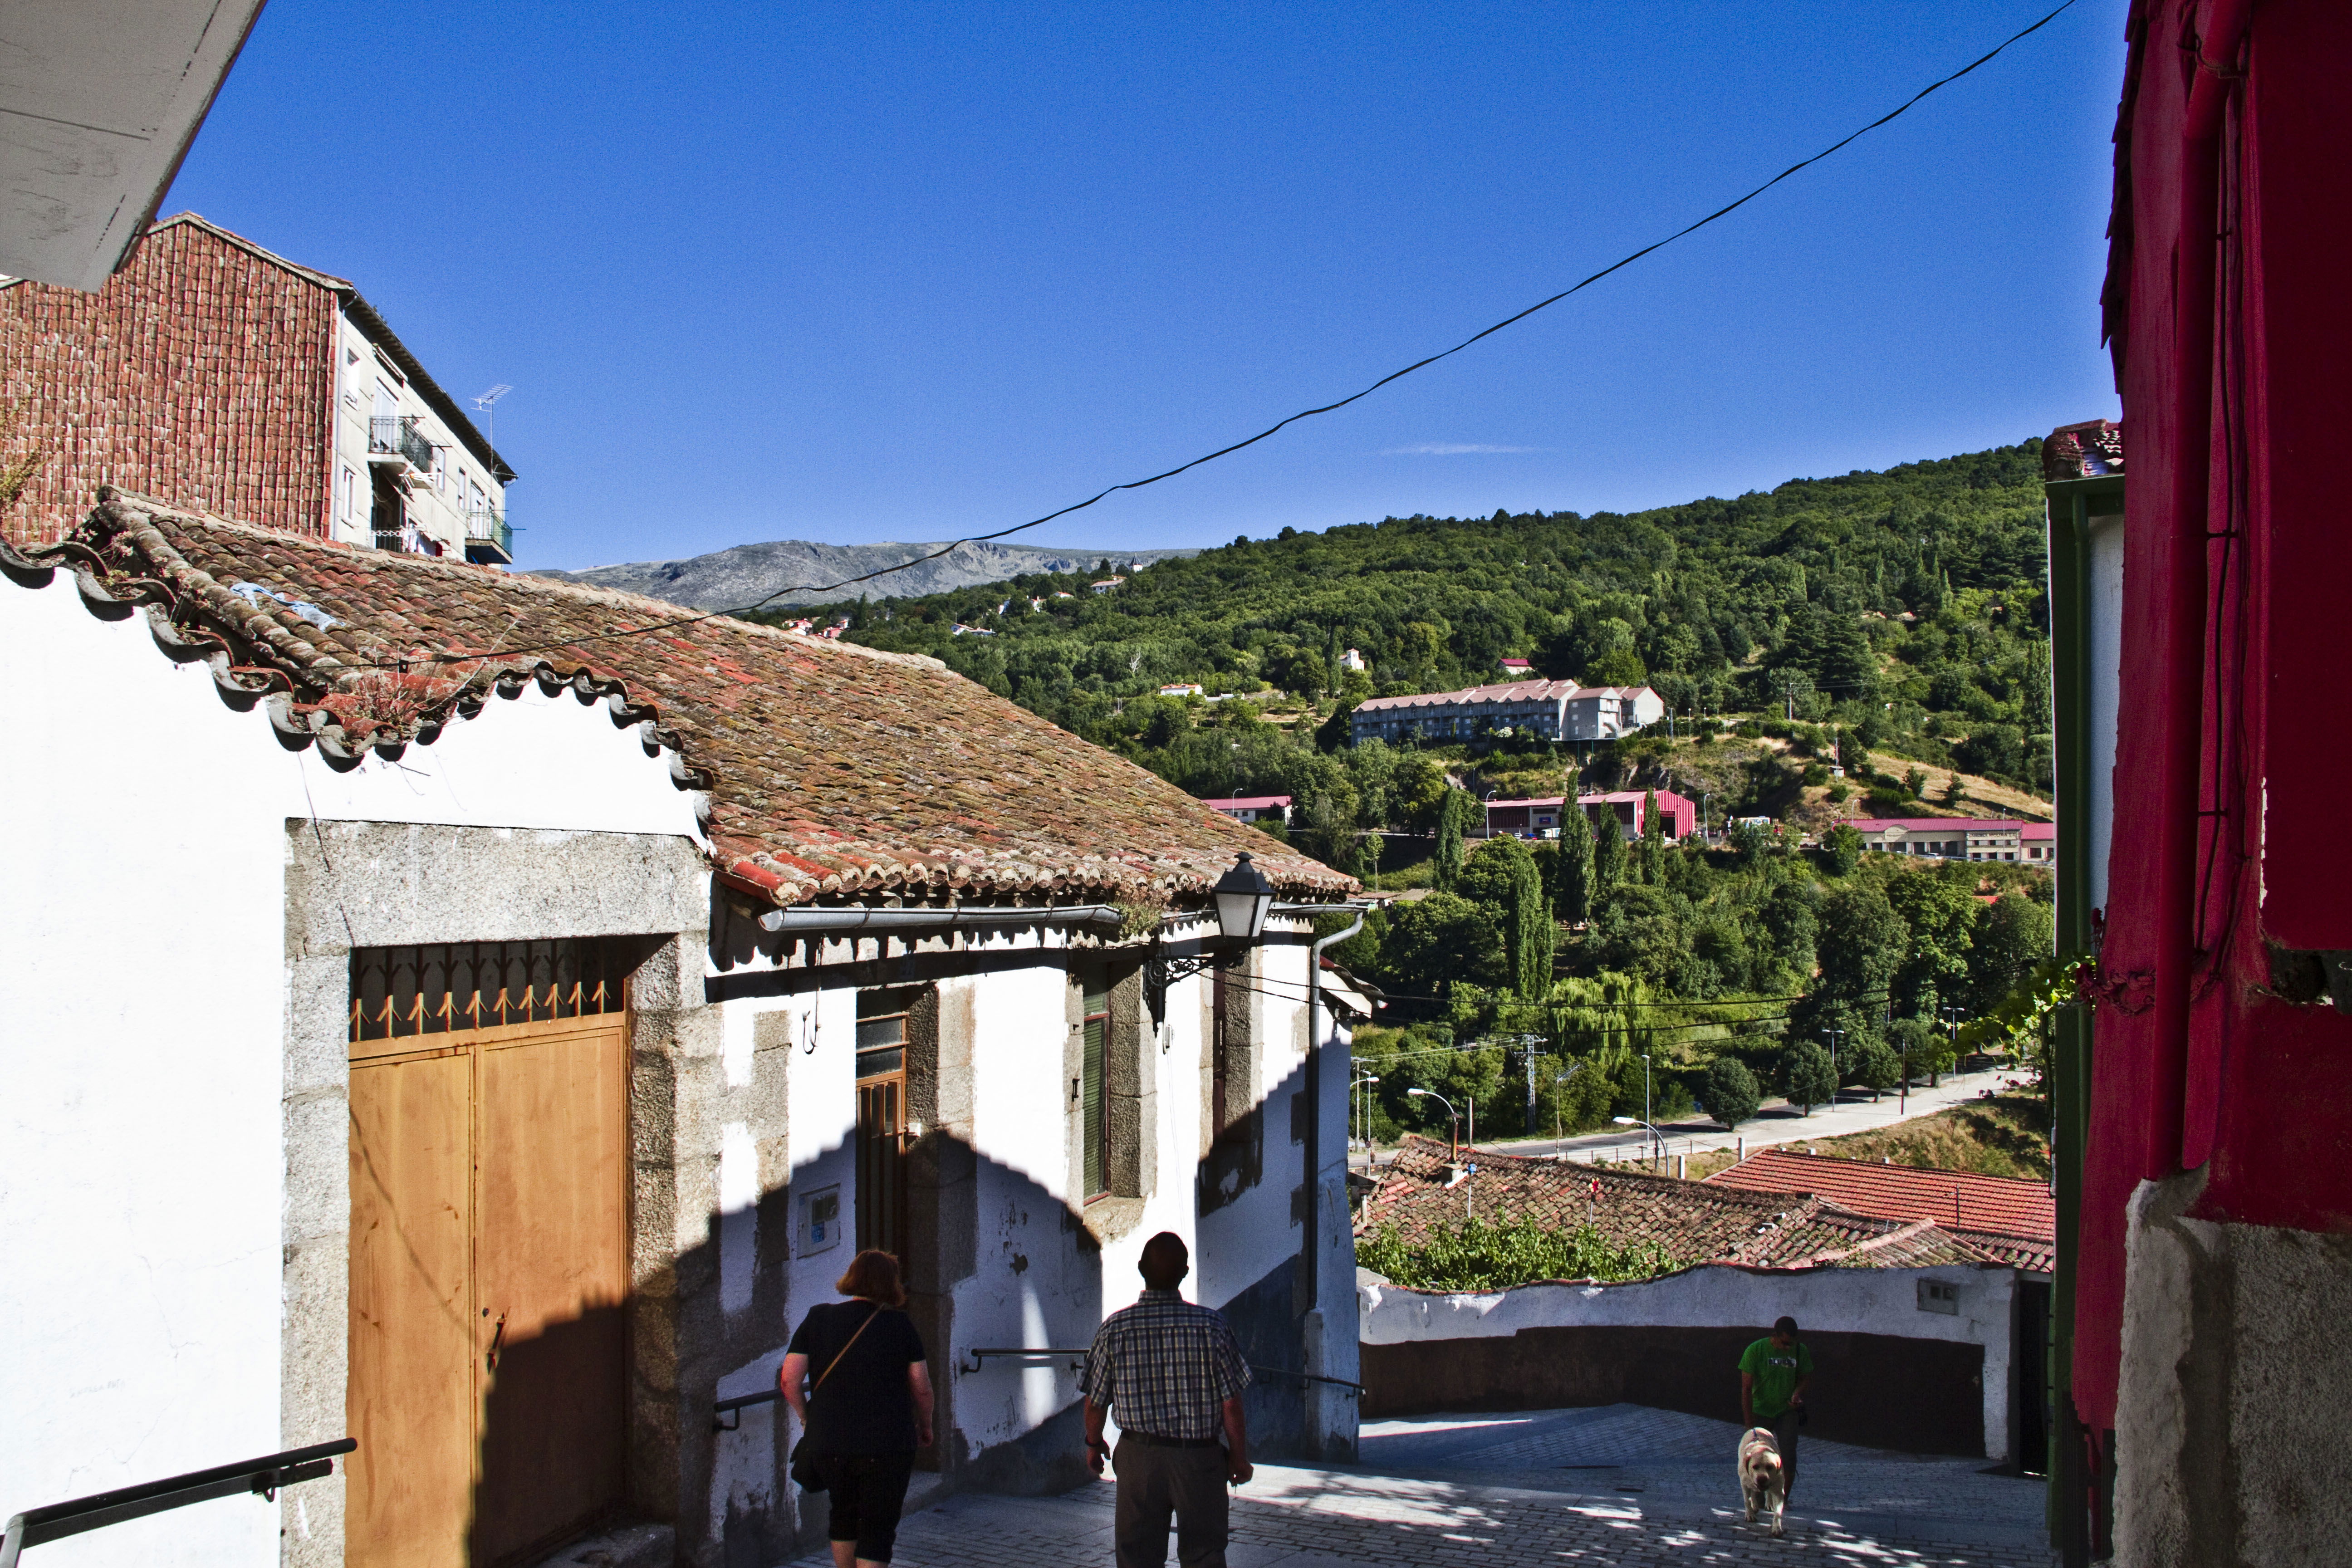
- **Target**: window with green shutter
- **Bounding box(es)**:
[1082,982,1109,1199]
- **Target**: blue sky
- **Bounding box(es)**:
[165,1,2127,572]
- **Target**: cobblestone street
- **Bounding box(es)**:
[783,1406,2051,1567]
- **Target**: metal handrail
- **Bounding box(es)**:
[718,1346,1368,1433]
[1,1439,354,1568]
[712,1388,780,1432]
[958,1348,1364,1396]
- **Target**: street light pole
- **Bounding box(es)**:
[1553,1063,1581,1142]
[1642,1052,1654,1167]
[1407,1087,1461,1161]
[1819,1027,1845,1104]
[1351,1073,1380,1171]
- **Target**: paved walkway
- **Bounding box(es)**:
[1357,1063,2025,1173]
[785,1404,2051,1567]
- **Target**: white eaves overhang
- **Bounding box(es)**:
[0,0,268,290]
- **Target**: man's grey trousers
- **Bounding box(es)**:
[1112,1438,1229,1568]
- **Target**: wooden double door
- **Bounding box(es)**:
[347,1013,631,1567]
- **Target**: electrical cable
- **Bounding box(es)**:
[361,0,2080,672]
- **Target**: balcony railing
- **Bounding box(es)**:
[463,507,512,565]
[367,415,435,473]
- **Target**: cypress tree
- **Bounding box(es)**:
[1590,810,1626,901]
[1435,789,1466,891]
[1553,804,1593,924]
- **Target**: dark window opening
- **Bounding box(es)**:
[857,986,921,1255]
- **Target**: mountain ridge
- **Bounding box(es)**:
[531,536,1199,610]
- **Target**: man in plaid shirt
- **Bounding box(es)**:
[1081,1231,1252,1568]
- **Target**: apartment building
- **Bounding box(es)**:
[1,213,514,563]
[1348,679,1663,746]
[1845,817,2053,864]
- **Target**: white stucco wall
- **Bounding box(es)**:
[1358,1261,2018,1460]
[0,572,699,1564]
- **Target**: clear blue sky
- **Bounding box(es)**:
[164,1,2126,572]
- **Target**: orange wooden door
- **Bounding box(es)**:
[472,1019,630,1566]
[348,1048,479,1568]
[347,1015,629,1568]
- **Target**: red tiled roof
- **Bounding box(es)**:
[1705,1149,2054,1249]
[1353,678,1576,711]
[1359,1137,1990,1275]
[1204,795,1291,812]
[9,493,1356,910]
[1842,817,2034,833]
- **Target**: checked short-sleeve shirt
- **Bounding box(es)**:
[1080,1289,1251,1441]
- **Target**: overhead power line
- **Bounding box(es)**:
[372,0,2079,672]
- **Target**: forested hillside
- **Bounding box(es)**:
[781,440,2056,814]
[774,441,2064,1148]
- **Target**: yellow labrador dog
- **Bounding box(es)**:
[1739,1426,1787,1536]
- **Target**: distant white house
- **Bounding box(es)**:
[1339,648,1368,672]
[1204,794,1293,825]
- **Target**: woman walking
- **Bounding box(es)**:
[781,1249,935,1568]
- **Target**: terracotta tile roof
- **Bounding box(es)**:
[8,492,1356,910]
[1705,1149,2054,1273]
[1352,678,1578,711]
[1358,1137,1989,1275]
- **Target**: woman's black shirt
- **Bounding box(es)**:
[787,1299,927,1455]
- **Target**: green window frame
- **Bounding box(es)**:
[1081,982,1110,1199]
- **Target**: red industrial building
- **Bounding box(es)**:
[2046,3,2352,1562]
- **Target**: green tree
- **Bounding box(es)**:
[1849,1032,1902,1098]
[1552,804,1594,923]
[1377,892,1504,999]
[1704,1058,1762,1129]
[1887,1015,1936,1093]
[1632,788,1666,883]
[1434,789,1468,890]
[1884,870,1984,1019]
[1824,822,1865,876]
[1969,893,2056,1013]
[1816,881,1907,1004]
[1588,644,1650,687]
[1459,837,1551,1000]
[1357,1216,1681,1291]
[1784,1040,1836,1114]
[1590,812,1627,900]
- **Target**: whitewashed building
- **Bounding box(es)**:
[0,492,1363,1568]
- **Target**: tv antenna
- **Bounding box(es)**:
[472,384,513,444]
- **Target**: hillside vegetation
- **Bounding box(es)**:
[790,440,2058,815]
[774,443,2063,1148]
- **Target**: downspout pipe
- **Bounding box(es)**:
[1303,906,1369,1314]
[2153,0,2252,1175]
[756,903,1125,933]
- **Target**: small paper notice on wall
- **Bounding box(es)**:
[800,1185,842,1257]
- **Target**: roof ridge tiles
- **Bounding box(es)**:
[24,491,1355,911]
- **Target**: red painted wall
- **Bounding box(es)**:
[2082,0,2352,1444]
[0,220,338,549]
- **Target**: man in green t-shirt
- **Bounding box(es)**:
[1738,1316,1813,1500]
